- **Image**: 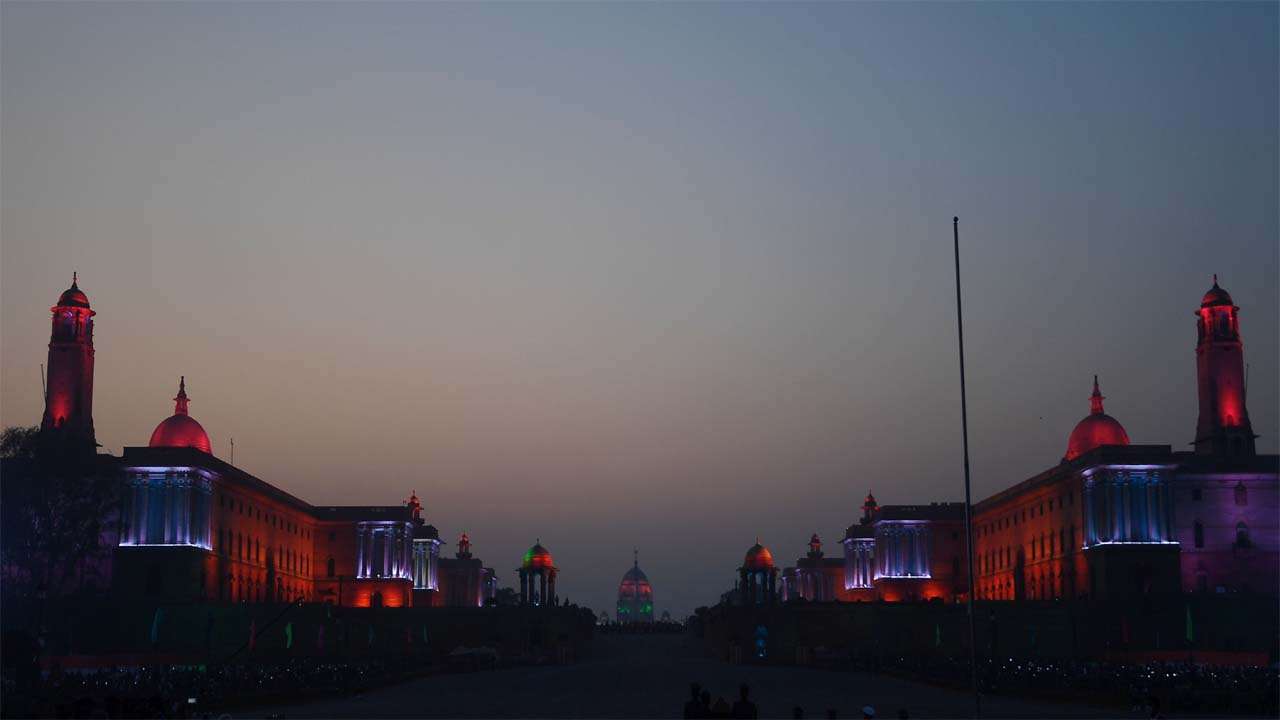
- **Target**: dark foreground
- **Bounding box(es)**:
[248,634,1119,719]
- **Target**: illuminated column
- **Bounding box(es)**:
[356,526,367,578]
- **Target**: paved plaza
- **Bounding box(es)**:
[250,635,1116,718]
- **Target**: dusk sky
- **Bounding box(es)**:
[2,2,1276,618]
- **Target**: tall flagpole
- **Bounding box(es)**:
[953,216,981,718]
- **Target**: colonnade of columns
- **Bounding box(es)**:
[1083,469,1175,545]
[121,470,211,548]
[355,522,413,579]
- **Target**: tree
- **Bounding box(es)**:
[0,427,122,599]
[0,426,39,459]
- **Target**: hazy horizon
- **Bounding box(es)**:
[3,1,1276,618]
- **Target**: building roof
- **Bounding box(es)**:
[875,503,966,522]
[742,541,775,570]
[56,275,91,309]
[523,542,554,570]
[120,445,413,523]
[148,377,212,455]
[1201,275,1235,308]
[1065,376,1130,461]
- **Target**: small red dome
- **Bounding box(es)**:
[150,414,212,454]
[523,542,554,570]
[56,275,91,309]
[1201,275,1234,307]
[743,541,775,570]
[148,376,212,454]
[1065,376,1129,461]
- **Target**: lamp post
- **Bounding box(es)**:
[953,217,981,718]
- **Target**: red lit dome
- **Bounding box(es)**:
[56,274,91,309]
[149,377,212,454]
[1201,275,1234,308]
[743,540,775,570]
[619,565,652,597]
[1065,376,1129,461]
[522,542,554,570]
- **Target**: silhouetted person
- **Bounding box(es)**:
[897,710,909,720]
[684,683,705,719]
[792,707,804,719]
[711,696,732,719]
[731,684,758,719]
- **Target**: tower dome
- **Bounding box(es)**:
[522,541,554,570]
[617,549,654,623]
[743,539,775,570]
[56,273,91,309]
[149,376,212,454]
[1201,274,1235,308]
[1065,375,1129,461]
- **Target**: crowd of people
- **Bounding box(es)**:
[597,619,686,634]
[842,652,1278,716]
[680,683,902,720]
[0,656,427,719]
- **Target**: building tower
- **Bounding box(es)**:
[617,549,654,623]
[518,540,557,607]
[1194,276,1256,456]
[40,274,97,452]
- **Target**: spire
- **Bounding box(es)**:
[72,271,78,287]
[633,548,638,567]
[1090,375,1105,415]
[1213,273,1219,287]
[173,376,190,415]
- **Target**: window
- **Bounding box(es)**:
[1191,488,1202,501]
[327,557,336,578]
[328,531,336,542]
[1194,521,1204,548]
[1235,522,1251,548]
[1234,482,1248,506]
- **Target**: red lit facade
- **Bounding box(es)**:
[27,275,496,609]
[40,275,97,452]
[776,278,1277,605]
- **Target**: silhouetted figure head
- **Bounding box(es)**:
[739,684,750,700]
[691,683,702,700]
[793,707,805,719]
[897,710,908,720]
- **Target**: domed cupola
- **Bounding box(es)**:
[1064,375,1130,461]
[149,376,212,454]
[743,539,775,570]
[522,541,555,570]
[1201,274,1235,308]
[617,549,654,622]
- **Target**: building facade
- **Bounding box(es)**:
[776,279,1277,605]
[34,277,496,608]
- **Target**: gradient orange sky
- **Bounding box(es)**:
[2,2,1276,617]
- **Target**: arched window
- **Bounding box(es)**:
[327,557,336,578]
[1235,522,1250,548]
[1194,521,1204,548]
[1234,481,1248,506]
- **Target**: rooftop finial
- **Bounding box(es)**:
[1213,273,1219,287]
[1090,375,1105,415]
[633,547,638,567]
[174,376,190,415]
[72,271,78,286]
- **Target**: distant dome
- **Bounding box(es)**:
[1201,275,1234,308]
[56,275,91,309]
[743,541,775,570]
[523,542,554,570]
[150,414,212,454]
[1065,376,1129,461]
[148,376,212,455]
[617,553,654,623]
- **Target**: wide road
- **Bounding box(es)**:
[249,634,1116,718]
